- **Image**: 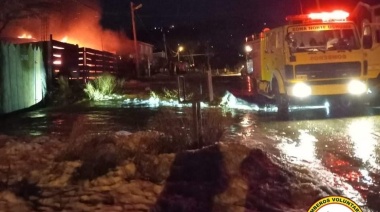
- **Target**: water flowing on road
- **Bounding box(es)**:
[1,87,380,210]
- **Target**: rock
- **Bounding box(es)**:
[123,203,150,211]
[37,206,56,212]
[0,191,19,203]
[214,177,247,206]
[152,185,163,195]
[83,180,91,188]
[39,198,56,208]
[136,153,175,183]
[116,184,131,195]
[66,202,96,212]
[116,131,161,154]
[212,205,247,212]
[0,134,11,147]
[37,161,81,187]
[115,131,132,137]
[218,143,250,176]
[98,186,112,192]
[102,205,124,211]
[121,162,136,179]
[367,190,380,212]
[80,193,109,205]
[31,136,51,144]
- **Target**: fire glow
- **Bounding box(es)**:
[18,34,33,39]
[61,36,68,43]
[53,60,62,65]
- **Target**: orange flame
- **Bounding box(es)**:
[18,34,33,39]
[61,36,68,42]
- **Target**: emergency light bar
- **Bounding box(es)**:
[308,10,349,21]
[286,10,349,23]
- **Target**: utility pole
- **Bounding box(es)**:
[177,46,184,61]
[162,29,168,61]
[130,2,142,77]
[298,0,304,14]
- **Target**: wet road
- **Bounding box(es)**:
[0,100,160,136]
[227,106,380,210]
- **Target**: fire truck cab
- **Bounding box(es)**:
[245,10,370,115]
[353,3,380,100]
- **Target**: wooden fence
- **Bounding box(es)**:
[0,43,46,114]
[79,47,118,80]
[47,40,118,82]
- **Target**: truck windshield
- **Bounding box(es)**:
[288,25,360,52]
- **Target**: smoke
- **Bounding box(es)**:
[49,0,132,54]
[2,0,133,54]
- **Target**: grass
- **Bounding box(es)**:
[148,108,232,153]
[84,74,125,100]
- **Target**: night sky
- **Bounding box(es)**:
[99,0,379,68]
[100,0,379,30]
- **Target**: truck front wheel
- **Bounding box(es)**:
[272,80,289,117]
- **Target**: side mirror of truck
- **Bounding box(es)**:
[363,25,373,49]
[285,32,295,45]
[286,32,297,53]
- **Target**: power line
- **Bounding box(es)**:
[72,0,100,12]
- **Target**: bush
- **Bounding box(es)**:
[148,109,192,153]
[148,108,231,153]
[51,76,84,105]
[57,76,72,99]
[163,88,194,101]
[84,74,124,100]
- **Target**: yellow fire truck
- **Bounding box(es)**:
[353,3,380,100]
[245,10,373,115]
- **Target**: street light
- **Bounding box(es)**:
[177,45,184,61]
[244,45,252,53]
[131,2,142,77]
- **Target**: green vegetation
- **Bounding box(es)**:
[84,74,125,100]
[57,76,72,102]
[51,76,84,106]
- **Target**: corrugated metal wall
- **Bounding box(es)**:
[0,43,46,114]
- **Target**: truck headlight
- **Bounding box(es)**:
[292,82,311,98]
[348,80,367,95]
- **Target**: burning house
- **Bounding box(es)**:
[0,0,155,79]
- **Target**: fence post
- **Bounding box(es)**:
[207,70,214,102]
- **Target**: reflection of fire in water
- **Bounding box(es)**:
[18,34,33,39]
[319,119,377,199]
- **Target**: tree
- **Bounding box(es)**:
[0,0,59,35]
